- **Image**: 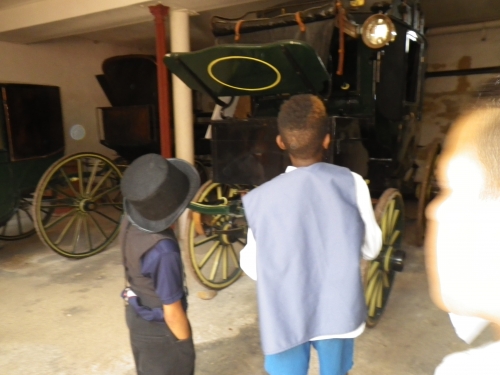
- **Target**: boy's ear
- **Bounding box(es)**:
[322,133,331,149]
[276,135,287,150]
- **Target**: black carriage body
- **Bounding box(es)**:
[165,0,426,196]
[95,55,160,162]
[210,116,382,190]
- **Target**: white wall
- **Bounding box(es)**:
[420,26,500,146]
[0,37,153,158]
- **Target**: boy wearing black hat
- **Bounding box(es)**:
[120,154,200,375]
[241,95,381,375]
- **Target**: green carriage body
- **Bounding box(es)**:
[0,84,64,227]
[0,84,123,258]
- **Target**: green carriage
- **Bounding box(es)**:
[165,0,435,326]
[0,83,123,258]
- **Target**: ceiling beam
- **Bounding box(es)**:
[0,0,271,44]
[0,0,157,33]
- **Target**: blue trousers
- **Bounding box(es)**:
[264,338,353,375]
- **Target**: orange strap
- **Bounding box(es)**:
[336,1,345,76]
[295,12,306,32]
[234,20,244,42]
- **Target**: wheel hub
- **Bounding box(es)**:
[79,199,96,212]
[390,250,405,272]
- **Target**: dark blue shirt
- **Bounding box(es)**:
[128,239,187,322]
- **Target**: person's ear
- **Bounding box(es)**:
[276,135,287,150]
[322,133,331,149]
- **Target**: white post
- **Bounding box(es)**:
[170,9,194,164]
[170,9,194,242]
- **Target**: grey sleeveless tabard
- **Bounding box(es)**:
[242,162,366,355]
[120,217,176,309]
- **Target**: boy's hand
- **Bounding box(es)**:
[121,287,137,302]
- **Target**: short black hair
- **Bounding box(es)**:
[277,94,328,159]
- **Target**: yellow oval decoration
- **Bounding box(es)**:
[207,56,281,92]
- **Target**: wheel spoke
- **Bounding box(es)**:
[236,239,247,246]
[76,158,84,195]
[194,235,218,247]
[85,160,100,195]
[389,230,400,246]
[40,204,75,209]
[366,261,380,283]
[385,201,395,243]
[229,243,240,267]
[92,185,120,202]
[209,215,223,226]
[387,200,395,226]
[84,216,93,250]
[98,202,124,207]
[198,240,220,269]
[222,246,228,280]
[375,277,384,309]
[368,275,380,317]
[45,209,77,230]
[383,272,390,288]
[54,214,78,245]
[209,246,223,281]
[92,210,120,225]
[59,168,80,198]
[90,169,113,197]
[365,268,379,305]
[390,209,400,235]
[384,246,394,272]
[381,212,387,242]
[88,212,107,238]
[71,216,83,253]
[16,211,22,235]
[19,206,33,219]
[51,186,74,199]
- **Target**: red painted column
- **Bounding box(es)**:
[149,4,172,158]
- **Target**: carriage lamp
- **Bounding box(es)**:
[361,14,396,49]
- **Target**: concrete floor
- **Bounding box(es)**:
[0,209,496,375]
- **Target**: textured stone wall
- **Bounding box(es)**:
[420,27,500,147]
[408,25,500,179]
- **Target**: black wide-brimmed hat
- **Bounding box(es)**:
[121,154,200,233]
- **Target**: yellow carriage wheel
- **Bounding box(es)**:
[365,188,405,327]
[33,153,123,258]
[185,180,246,290]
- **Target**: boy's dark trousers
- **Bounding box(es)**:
[126,304,195,375]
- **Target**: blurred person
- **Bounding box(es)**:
[425,106,500,374]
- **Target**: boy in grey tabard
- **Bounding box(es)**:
[241,95,382,375]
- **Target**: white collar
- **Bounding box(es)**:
[285,166,297,173]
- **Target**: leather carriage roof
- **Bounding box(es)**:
[164,40,330,101]
[96,55,157,107]
[211,2,336,37]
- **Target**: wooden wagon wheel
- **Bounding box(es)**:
[365,188,405,327]
[185,180,246,290]
[416,140,441,246]
[33,153,123,258]
[0,195,52,241]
